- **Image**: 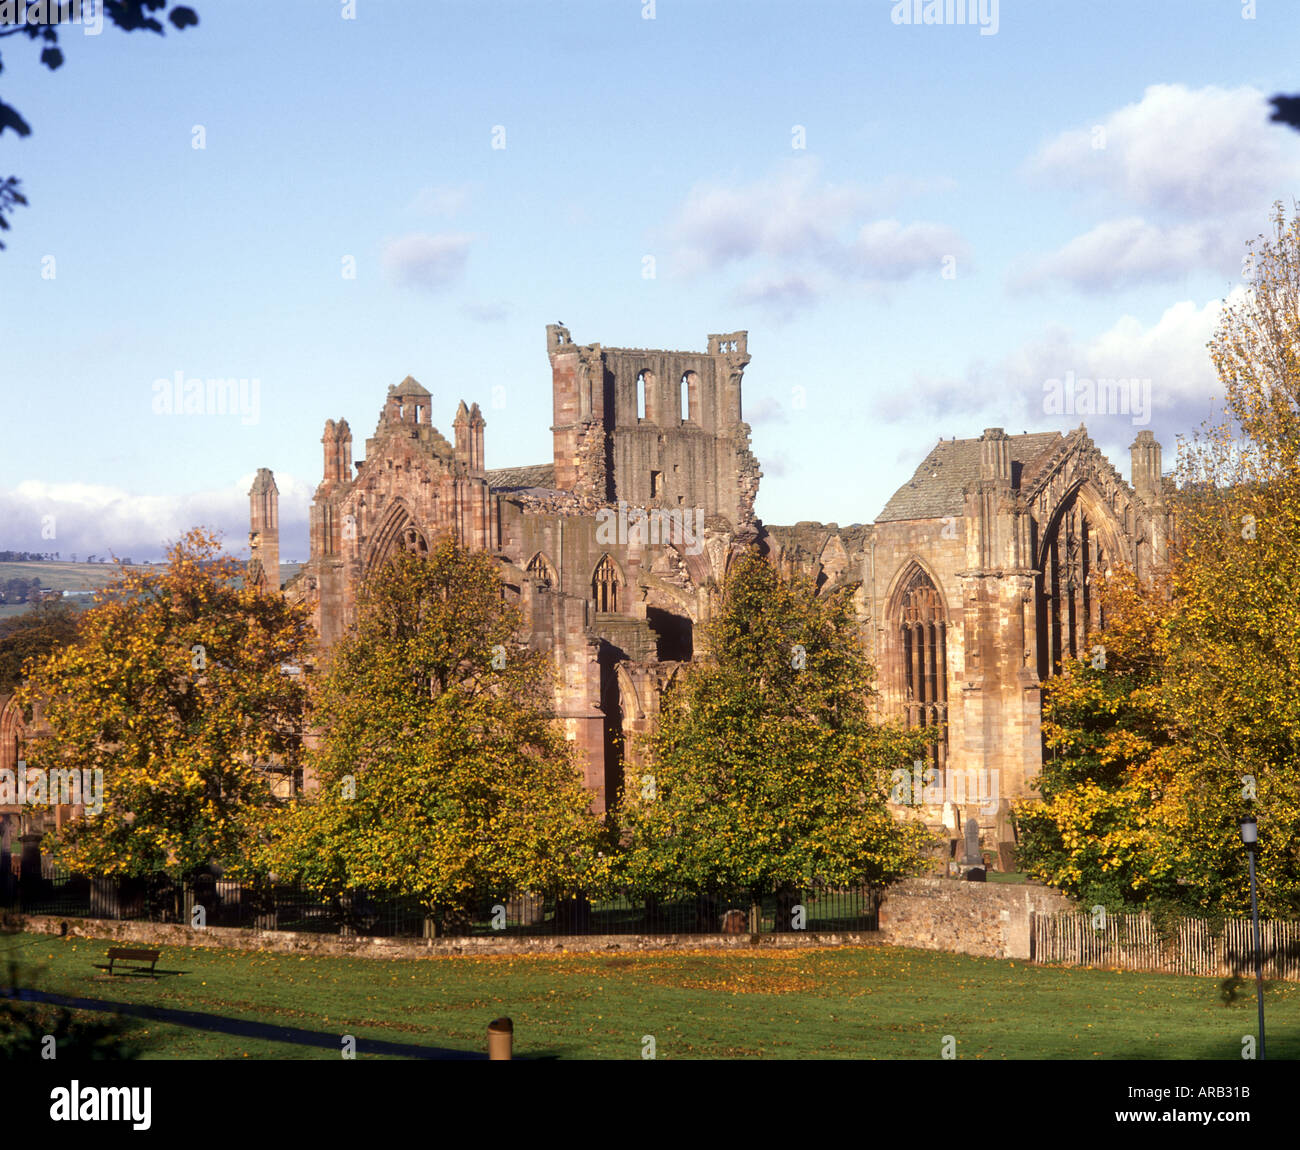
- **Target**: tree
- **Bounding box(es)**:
[617,549,931,911]
[20,529,312,879]
[0,2,199,248]
[1016,204,1300,918]
[0,596,79,695]
[1015,568,1197,911]
[264,537,607,926]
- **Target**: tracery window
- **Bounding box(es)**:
[1037,492,1105,680]
[399,525,428,554]
[898,567,948,773]
[592,555,620,613]
[526,552,555,589]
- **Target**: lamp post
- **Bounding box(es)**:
[1240,815,1265,1060]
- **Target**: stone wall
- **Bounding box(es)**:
[3,912,879,959]
[9,882,1067,963]
[876,878,1070,960]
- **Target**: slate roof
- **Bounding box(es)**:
[486,462,557,491]
[875,431,1063,522]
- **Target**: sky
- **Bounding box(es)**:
[1,0,1297,561]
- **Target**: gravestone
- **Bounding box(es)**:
[942,800,958,835]
[962,816,982,866]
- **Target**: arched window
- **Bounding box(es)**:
[592,555,620,613]
[636,370,649,422]
[400,525,428,554]
[681,371,699,423]
[365,503,427,573]
[526,552,555,589]
[897,566,948,773]
[1037,490,1106,679]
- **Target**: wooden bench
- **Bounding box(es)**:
[96,948,161,977]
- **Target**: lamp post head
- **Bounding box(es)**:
[1240,815,1258,846]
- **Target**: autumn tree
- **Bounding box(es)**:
[0,597,78,694]
[617,549,932,913]
[1014,568,1198,911]
[20,529,311,879]
[1017,203,1300,917]
[1160,201,1300,915]
[264,538,608,927]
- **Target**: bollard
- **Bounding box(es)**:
[487,1016,513,1060]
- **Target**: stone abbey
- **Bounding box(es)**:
[0,323,1174,847]
[245,323,1174,839]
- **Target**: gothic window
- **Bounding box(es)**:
[636,371,649,422]
[681,371,699,423]
[592,554,620,613]
[1037,491,1106,679]
[365,504,428,573]
[897,566,948,773]
[400,525,428,554]
[526,552,555,589]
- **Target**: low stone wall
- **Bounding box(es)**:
[6,882,1069,963]
[877,878,1070,960]
[2,912,882,960]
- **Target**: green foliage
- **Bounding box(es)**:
[618,549,931,896]
[1016,204,1300,918]
[21,530,312,879]
[265,538,609,917]
[0,597,79,696]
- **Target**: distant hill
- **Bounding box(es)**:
[0,560,305,619]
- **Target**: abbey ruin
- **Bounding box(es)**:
[242,323,1174,840]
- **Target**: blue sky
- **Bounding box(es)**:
[1,0,1297,560]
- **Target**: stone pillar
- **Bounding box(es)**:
[249,468,280,593]
[1130,430,1162,505]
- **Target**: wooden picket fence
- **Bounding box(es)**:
[1032,912,1300,980]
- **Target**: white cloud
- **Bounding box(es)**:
[381,232,472,292]
[1029,292,1240,429]
[878,292,1242,441]
[734,273,821,321]
[663,160,967,314]
[1031,84,1293,217]
[1011,217,1223,294]
[0,474,313,562]
[849,219,968,281]
[1019,84,1300,289]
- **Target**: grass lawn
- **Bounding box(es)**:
[2,930,1294,1060]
